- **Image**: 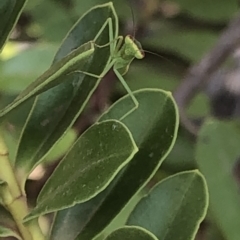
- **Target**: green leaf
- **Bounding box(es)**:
[196,120,240,240]
[0,96,34,131]
[25,0,73,42]
[104,226,158,240]
[13,2,118,186]
[175,0,238,22]
[162,128,195,173]
[51,89,178,240]
[127,170,208,240]
[0,0,27,52]
[73,0,138,27]
[123,61,180,92]
[143,27,218,63]
[44,128,77,163]
[187,93,210,117]
[205,223,225,240]
[24,120,138,222]
[0,44,58,94]
[0,41,95,117]
[50,191,109,240]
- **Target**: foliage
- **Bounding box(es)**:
[6,0,240,239]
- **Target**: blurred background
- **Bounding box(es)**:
[1,0,240,239]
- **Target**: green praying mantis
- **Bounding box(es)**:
[0,2,145,119]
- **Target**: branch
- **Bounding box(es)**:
[174,12,240,134]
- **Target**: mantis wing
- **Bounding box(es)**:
[0,41,95,117]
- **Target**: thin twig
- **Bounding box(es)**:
[174,12,240,135]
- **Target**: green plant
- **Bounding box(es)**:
[0,1,208,240]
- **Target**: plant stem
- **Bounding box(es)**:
[0,132,45,240]
[0,134,22,199]
[1,187,32,240]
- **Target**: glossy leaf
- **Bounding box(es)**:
[14,2,118,186]
[196,120,240,240]
[162,128,195,173]
[0,0,27,52]
[104,226,158,240]
[50,191,110,240]
[127,170,208,240]
[25,120,138,221]
[50,89,178,240]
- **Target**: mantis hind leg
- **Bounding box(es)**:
[113,68,139,120]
